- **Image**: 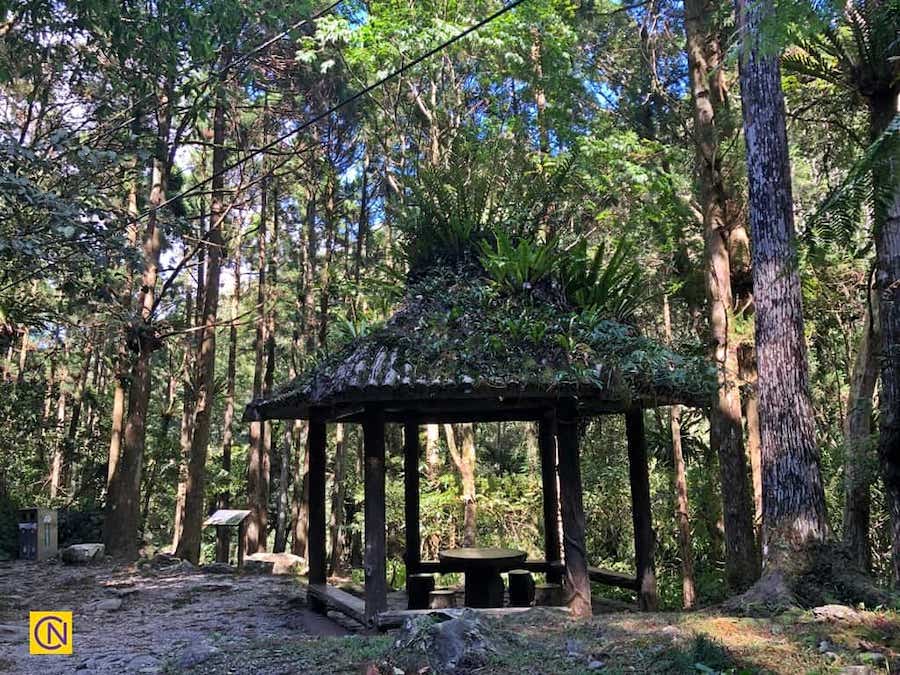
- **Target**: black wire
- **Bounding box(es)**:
[148,0,531,216]
[0,0,531,296]
[83,0,347,145]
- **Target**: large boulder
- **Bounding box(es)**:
[393,609,495,673]
[245,551,304,575]
[61,543,105,564]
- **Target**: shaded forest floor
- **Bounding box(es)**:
[1,559,898,674]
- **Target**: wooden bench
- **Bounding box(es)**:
[307,583,366,624]
[588,566,639,591]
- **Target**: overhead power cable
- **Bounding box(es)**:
[0,0,530,296]
[147,0,531,217]
[82,0,347,144]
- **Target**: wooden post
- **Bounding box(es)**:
[539,412,562,583]
[555,398,592,618]
[237,522,245,570]
[307,411,327,586]
[625,407,658,611]
[363,406,387,623]
[404,420,421,578]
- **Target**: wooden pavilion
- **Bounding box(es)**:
[244,265,710,626]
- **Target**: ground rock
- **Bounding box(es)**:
[859,652,886,666]
[177,643,220,669]
[203,562,236,575]
[394,609,494,673]
[0,623,27,639]
[85,597,123,612]
[243,559,276,575]
[246,551,304,575]
[813,604,863,623]
[61,543,105,564]
[126,654,162,673]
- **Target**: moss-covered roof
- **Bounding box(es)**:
[246,265,713,422]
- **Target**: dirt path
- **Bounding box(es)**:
[0,559,348,673]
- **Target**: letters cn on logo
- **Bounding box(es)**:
[29,611,72,655]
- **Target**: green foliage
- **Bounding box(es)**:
[561,238,646,322]
[398,149,500,273]
[477,232,558,293]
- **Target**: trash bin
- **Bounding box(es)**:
[18,508,57,560]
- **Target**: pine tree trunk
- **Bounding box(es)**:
[290,420,310,558]
[49,358,68,500]
[736,0,828,572]
[171,289,195,552]
[246,154,270,555]
[104,90,170,559]
[330,423,347,574]
[273,423,292,554]
[174,64,229,564]
[216,231,242,563]
[57,337,94,498]
[685,0,759,590]
[664,295,696,608]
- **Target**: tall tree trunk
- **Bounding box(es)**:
[330,423,347,574]
[664,295,696,608]
[317,173,336,348]
[15,326,28,385]
[425,424,441,478]
[290,421,310,558]
[171,288,195,551]
[174,64,229,564]
[870,88,900,582]
[685,0,759,590]
[736,0,828,577]
[106,148,141,531]
[290,185,317,557]
[56,337,94,499]
[444,424,476,547]
[104,87,171,559]
[49,357,68,499]
[354,151,369,282]
[843,298,880,572]
[217,230,242,562]
[273,423,292,554]
[246,151,270,555]
[739,345,763,529]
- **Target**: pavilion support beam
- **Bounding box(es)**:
[625,407,658,611]
[363,406,388,623]
[308,411,327,590]
[539,411,562,584]
[555,399,592,619]
[404,420,422,579]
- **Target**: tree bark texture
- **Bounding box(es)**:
[685,0,759,590]
[736,0,828,568]
[843,298,880,572]
[104,88,170,560]
[870,89,900,582]
[175,68,228,564]
[444,423,477,547]
[664,295,696,609]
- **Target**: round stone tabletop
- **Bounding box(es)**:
[438,547,527,570]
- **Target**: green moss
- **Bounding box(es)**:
[278,265,714,408]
